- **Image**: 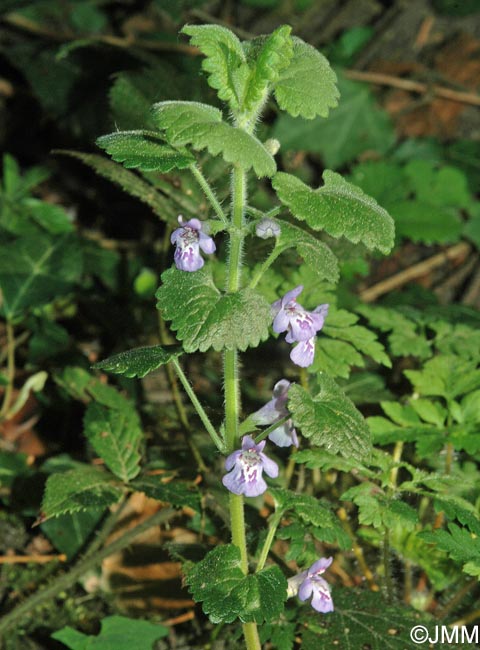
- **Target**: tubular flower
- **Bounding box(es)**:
[256,218,281,239]
[222,435,279,497]
[271,286,329,368]
[250,379,298,448]
[171,216,215,272]
[297,557,334,613]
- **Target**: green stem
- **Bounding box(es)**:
[190,163,228,225]
[256,511,283,572]
[254,415,290,444]
[224,164,261,650]
[171,358,225,453]
[249,244,282,290]
[0,507,176,639]
[0,320,15,420]
[226,166,246,294]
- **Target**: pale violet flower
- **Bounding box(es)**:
[294,557,334,613]
[250,379,298,448]
[171,216,215,272]
[256,218,281,239]
[290,336,316,368]
[222,435,278,497]
[271,286,329,368]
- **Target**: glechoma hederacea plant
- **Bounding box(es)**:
[92,23,393,648]
[16,22,402,649]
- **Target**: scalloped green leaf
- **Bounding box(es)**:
[93,345,183,379]
[289,375,371,462]
[156,267,271,352]
[302,588,468,650]
[273,37,339,119]
[152,101,275,177]
[84,403,142,482]
[41,466,124,521]
[185,544,287,624]
[275,220,339,282]
[181,24,246,110]
[96,131,195,172]
[273,170,394,253]
[242,25,293,112]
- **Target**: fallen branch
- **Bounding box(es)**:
[359,242,471,303]
[344,69,480,107]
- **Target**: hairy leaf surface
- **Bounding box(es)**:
[273,171,394,253]
[182,25,246,110]
[41,466,123,520]
[93,345,183,379]
[186,544,287,624]
[84,403,142,482]
[96,131,194,172]
[274,37,338,119]
[156,268,271,352]
[153,101,275,177]
[289,375,371,462]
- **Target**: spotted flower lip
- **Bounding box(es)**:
[250,379,298,448]
[222,435,279,497]
[298,557,334,613]
[272,286,329,343]
[171,215,216,272]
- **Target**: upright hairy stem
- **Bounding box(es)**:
[224,165,261,650]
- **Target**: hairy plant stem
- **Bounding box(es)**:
[189,163,228,225]
[0,507,176,641]
[171,358,224,453]
[256,511,283,572]
[0,321,15,419]
[223,164,261,650]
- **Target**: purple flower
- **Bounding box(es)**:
[290,336,316,368]
[272,286,328,343]
[256,218,281,239]
[297,557,334,613]
[171,216,215,272]
[251,379,298,448]
[222,435,279,497]
[271,286,329,368]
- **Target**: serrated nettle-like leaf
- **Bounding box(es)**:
[302,588,464,650]
[273,171,395,254]
[93,345,183,379]
[83,403,142,482]
[182,25,246,110]
[96,131,195,172]
[131,476,200,511]
[0,232,82,320]
[152,101,276,177]
[241,25,293,113]
[289,374,371,462]
[270,488,335,528]
[273,75,395,169]
[273,36,339,119]
[186,544,287,624]
[41,466,124,521]
[275,220,339,283]
[156,267,271,352]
